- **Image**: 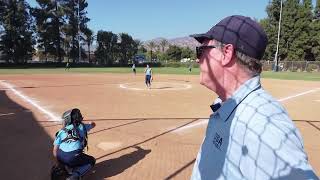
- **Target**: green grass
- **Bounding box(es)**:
[0,67,133,74]
[0,67,319,81]
[261,71,320,81]
[0,67,200,75]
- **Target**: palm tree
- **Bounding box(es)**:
[146,41,156,61]
[159,38,169,52]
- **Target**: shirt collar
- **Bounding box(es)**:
[214,75,261,121]
[210,97,222,112]
[210,103,221,112]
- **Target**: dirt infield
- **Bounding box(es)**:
[0,73,319,179]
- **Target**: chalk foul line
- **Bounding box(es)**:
[0,81,61,122]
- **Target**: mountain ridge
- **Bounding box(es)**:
[143,36,200,50]
[86,36,200,52]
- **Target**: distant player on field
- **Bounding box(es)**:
[65,62,70,71]
[144,64,152,89]
[132,63,136,75]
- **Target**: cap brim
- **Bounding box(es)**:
[190,33,212,43]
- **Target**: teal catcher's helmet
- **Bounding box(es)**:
[62,108,83,126]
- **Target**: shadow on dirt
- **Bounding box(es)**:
[87,146,151,179]
[0,90,53,180]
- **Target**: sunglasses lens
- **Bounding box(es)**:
[196,45,216,59]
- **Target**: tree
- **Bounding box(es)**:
[146,41,156,61]
[135,39,147,54]
[287,0,313,61]
[181,47,195,59]
[32,0,67,62]
[315,0,320,19]
[261,0,314,61]
[260,0,283,61]
[51,0,66,62]
[83,27,94,63]
[94,30,118,65]
[0,1,6,45]
[0,1,6,25]
[118,33,137,65]
[166,45,182,61]
[310,0,320,61]
[299,0,313,60]
[63,0,90,62]
[159,38,169,52]
[32,0,50,61]
[0,0,35,63]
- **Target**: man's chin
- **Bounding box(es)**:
[199,73,208,86]
[199,79,215,91]
[199,80,209,89]
[199,73,204,85]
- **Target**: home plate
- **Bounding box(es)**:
[97,142,122,151]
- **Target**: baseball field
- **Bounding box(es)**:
[0,68,319,179]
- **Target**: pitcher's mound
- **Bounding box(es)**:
[120,82,191,91]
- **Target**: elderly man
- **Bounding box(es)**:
[190,15,318,180]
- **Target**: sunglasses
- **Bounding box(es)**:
[196,45,216,59]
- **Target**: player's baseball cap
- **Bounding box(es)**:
[190,15,268,60]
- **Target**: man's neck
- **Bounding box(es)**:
[219,70,252,102]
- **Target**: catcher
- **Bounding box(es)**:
[52,108,96,180]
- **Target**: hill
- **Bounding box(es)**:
[86,36,200,52]
[143,36,200,51]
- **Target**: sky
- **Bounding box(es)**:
[26,0,317,41]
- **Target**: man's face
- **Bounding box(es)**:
[197,39,224,92]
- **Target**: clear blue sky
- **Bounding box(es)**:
[26,0,317,41]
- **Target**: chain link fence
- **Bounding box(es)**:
[262,61,320,72]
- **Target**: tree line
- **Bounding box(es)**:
[0,0,195,66]
[142,39,195,63]
[1,0,319,66]
[0,0,141,65]
[261,0,320,61]
[0,0,94,63]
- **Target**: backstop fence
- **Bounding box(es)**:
[262,61,320,72]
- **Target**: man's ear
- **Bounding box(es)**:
[221,44,235,66]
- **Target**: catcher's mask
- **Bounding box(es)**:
[62,108,83,126]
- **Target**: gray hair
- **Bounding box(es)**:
[235,51,262,76]
[215,41,262,76]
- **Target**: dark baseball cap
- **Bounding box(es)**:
[191,15,268,60]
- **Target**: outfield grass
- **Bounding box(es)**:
[0,67,319,81]
[0,67,198,75]
[261,71,320,81]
